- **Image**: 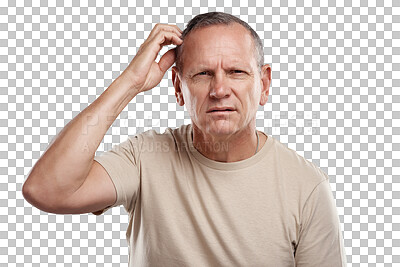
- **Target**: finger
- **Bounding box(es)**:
[160,24,182,37]
[135,31,181,71]
[158,24,182,35]
[147,23,181,41]
[160,32,183,47]
[173,25,183,33]
[151,31,183,53]
[158,48,176,74]
[147,23,164,40]
[170,25,183,36]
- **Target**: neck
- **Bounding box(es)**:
[191,123,261,163]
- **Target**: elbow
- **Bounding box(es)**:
[22,177,58,214]
[22,179,35,206]
[22,179,44,211]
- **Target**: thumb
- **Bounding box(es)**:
[158,48,177,74]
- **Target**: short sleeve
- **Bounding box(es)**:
[91,135,142,216]
[295,178,347,266]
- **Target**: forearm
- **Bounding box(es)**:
[23,73,139,203]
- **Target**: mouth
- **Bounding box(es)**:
[207,110,236,117]
[207,107,236,113]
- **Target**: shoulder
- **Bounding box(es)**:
[265,137,332,219]
[270,136,329,186]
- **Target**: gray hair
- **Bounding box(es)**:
[175,12,264,75]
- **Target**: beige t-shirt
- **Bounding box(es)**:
[93,124,347,267]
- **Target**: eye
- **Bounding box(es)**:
[232,70,244,74]
[198,71,209,76]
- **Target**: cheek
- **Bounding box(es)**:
[188,95,198,115]
[188,86,209,113]
[250,82,261,104]
[240,86,260,113]
[184,90,203,117]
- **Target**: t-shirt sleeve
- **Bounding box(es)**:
[295,177,347,266]
[91,135,142,216]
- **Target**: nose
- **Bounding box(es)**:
[209,71,231,99]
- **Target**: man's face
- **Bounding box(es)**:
[172,23,271,138]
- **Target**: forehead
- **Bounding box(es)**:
[181,23,256,73]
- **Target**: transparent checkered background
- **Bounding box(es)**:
[1,0,399,266]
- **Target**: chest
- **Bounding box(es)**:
[138,165,300,266]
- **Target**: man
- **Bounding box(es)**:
[22,12,347,266]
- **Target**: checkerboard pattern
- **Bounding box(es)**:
[1,0,399,266]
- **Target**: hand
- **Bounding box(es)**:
[121,23,183,94]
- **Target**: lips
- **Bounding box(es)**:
[207,107,236,113]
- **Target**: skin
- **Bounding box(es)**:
[22,23,271,214]
[172,23,272,162]
[123,24,183,93]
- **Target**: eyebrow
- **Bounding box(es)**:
[188,64,252,75]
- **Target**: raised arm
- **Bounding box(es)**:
[22,24,183,214]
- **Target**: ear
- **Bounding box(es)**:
[172,66,185,106]
[259,64,271,106]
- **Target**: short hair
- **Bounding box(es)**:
[175,11,264,75]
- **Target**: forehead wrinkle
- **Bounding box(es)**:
[187,46,253,68]
[197,61,251,71]
[181,24,256,75]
